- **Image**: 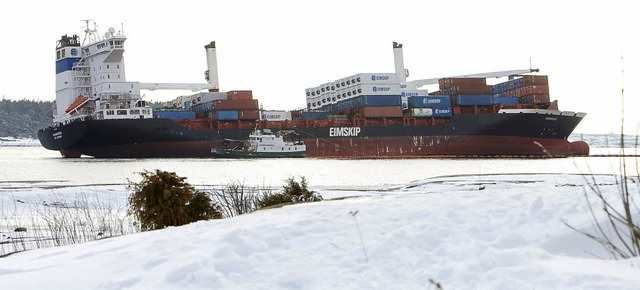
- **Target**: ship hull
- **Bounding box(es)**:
[38,112,588,158]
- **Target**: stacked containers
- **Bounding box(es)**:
[436,78,494,107]
[491,75,550,105]
[353,95,403,117]
[210,93,260,121]
[438,78,492,95]
[305,73,400,113]
[400,89,429,109]
[408,95,453,117]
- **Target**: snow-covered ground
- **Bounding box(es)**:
[0,137,40,147]
[1,173,640,289]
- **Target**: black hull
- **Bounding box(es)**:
[38,113,587,158]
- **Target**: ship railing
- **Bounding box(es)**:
[72,61,90,68]
[96,92,141,101]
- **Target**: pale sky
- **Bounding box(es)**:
[0,0,637,134]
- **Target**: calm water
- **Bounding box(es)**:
[0,146,635,190]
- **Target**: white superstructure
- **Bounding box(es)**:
[53,21,217,125]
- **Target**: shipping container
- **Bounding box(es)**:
[411,108,433,117]
[520,94,550,104]
[432,108,453,117]
[446,84,492,95]
[400,90,430,98]
[154,110,196,119]
[348,73,398,85]
[355,95,402,107]
[213,99,259,110]
[454,94,494,106]
[260,110,292,121]
[294,110,331,120]
[408,96,451,109]
[215,110,239,121]
[352,84,402,96]
[190,101,213,112]
[238,109,260,120]
[521,75,549,86]
[227,90,253,100]
[439,78,486,89]
[358,106,403,118]
[521,85,550,95]
[493,96,519,105]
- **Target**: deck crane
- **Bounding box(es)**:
[391,42,539,90]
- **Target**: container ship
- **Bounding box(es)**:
[38,22,589,158]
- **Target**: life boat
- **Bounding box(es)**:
[65,95,88,114]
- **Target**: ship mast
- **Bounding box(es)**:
[81,19,99,45]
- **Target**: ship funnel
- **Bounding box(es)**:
[204,41,220,92]
[393,42,407,83]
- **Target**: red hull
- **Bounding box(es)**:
[303,135,587,158]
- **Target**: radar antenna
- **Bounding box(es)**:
[81,19,99,45]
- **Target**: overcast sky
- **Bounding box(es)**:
[0,0,637,134]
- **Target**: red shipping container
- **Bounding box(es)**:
[359,106,403,118]
[439,78,486,89]
[227,90,253,100]
[213,99,259,110]
[238,109,260,120]
[449,84,492,95]
[521,85,549,95]
[521,75,549,86]
[527,94,550,104]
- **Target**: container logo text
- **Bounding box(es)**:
[329,127,362,137]
[424,98,443,104]
[371,75,390,81]
[372,86,391,92]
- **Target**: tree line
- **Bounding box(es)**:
[0,98,54,138]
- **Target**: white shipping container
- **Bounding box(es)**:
[261,110,292,121]
[337,78,347,88]
[319,82,333,95]
[353,73,398,85]
[412,108,433,117]
[192,92,227,105]
[352,84,402,97]
[400,90,430,98]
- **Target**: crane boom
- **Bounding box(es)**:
[139,83,215,92]
[406,68,540,88]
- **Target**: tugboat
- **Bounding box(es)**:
[211,129,306,158]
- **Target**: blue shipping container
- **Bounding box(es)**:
[154,110,196,119]
[294,111,331,120]
[355,95,402,107]
[432,108,453,117]
[408,96,451,109]
[455,94,494,106]
[216,110,239,120]
[493,96,518,105]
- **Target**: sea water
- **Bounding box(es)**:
[0,146,635,190]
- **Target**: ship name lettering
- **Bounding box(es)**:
[329,127,361,137]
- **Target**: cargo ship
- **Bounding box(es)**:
[38,22,589,158]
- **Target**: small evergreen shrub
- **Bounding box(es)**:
[256,177,322,209]
[128,170,222,231]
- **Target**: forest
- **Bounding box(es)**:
[0,98,54,138]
